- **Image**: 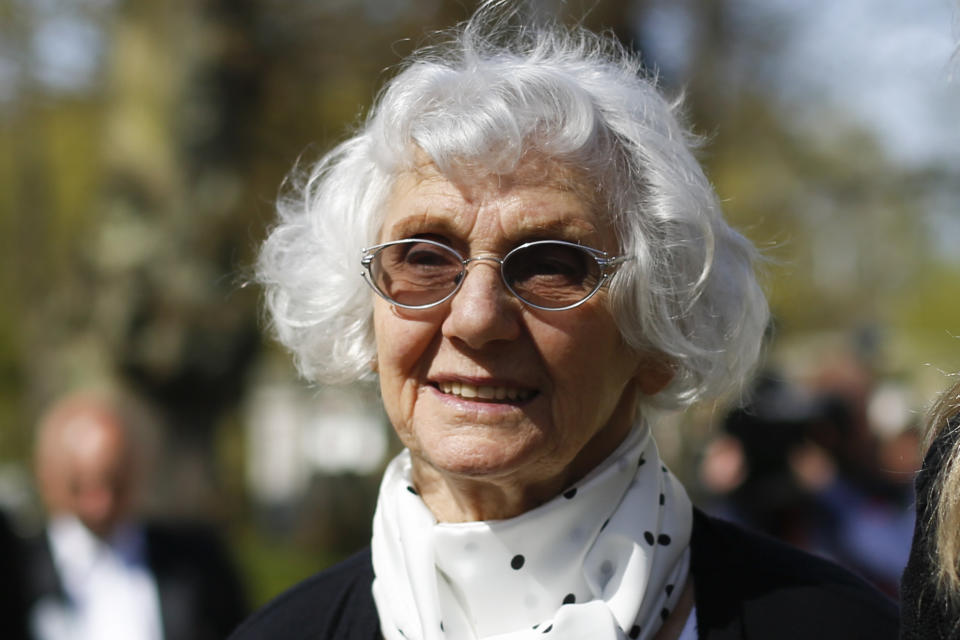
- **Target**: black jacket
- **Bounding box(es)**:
[231,509,898,639]
[21,521,250,640]
[0,511,29,640]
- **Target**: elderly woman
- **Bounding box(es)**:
[232,6,897,640]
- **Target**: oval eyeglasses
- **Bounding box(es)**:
[360,238,631,311]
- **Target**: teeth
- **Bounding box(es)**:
[438,381,532,402]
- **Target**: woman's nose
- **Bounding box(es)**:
[441,261,521,349]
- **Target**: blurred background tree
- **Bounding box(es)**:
[0,0,957,605]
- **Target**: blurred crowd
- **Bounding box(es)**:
[696,346,919,598]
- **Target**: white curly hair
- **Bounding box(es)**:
[256,2,769,411]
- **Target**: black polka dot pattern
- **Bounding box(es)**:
[665,584,674,596]
[643,531,673,546]
[660,608,670,621]
[406,485,418,495]
[638,456,646,466]
[563,488,577,499]
[541,624,553,633]
[562,593,576,604]
[659,493,665,505]
[511,554,525,570]
[600,518,610,531]
[629,625,641,638]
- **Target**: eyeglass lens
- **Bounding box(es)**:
[368,240,603,309]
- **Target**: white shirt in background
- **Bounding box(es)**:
[32,515,164,640]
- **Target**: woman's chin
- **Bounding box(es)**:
[413,431,548,482]
[410,436,568,521]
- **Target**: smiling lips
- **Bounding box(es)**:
[435,380,536,403]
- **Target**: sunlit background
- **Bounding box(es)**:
[1,0,958,605]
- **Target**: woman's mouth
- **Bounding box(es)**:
[434,381,536,403]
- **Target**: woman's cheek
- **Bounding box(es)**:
[374,306,440,425]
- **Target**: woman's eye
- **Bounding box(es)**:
[515,246,587,280]
[530,256,580,276]
[404,243,457,267]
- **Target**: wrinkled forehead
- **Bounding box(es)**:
[381,148,610,230]
[402,147,601,206]
[380,152,615,247]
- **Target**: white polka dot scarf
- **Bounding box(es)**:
[371,423,693,640]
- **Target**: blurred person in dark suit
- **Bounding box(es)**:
[23,390,249,640]
[0,507,29,640]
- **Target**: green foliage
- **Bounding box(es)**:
[232,525,342,607]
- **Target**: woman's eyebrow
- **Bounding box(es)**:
[510,217,601,244]
[384,210,603,246]
[384,214,463,240]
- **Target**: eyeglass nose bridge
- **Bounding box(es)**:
[461,254,505,269]
[455,254,511,296]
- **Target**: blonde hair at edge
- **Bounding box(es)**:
[256,2,770,415]
[925,3,960,603]
[924,377,960,598]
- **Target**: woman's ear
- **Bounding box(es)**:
[634,354,675,396]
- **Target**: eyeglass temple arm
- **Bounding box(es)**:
[598,254,633,269]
